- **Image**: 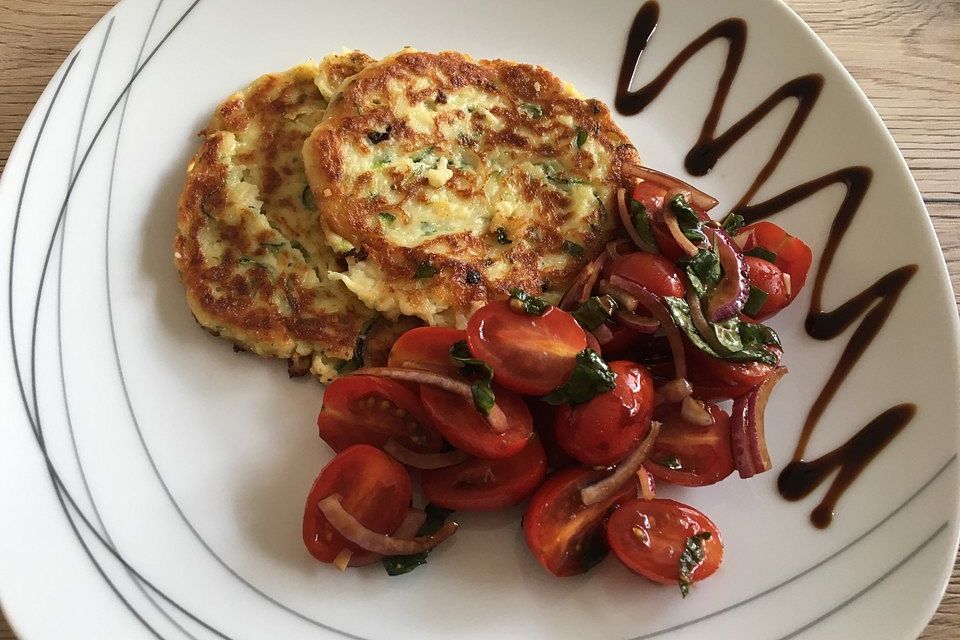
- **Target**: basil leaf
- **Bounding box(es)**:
[509,288,550,316]
[742,285,769,317]
[379,212,396,223]
[571,295,618,331]
[680,250,721,290]
[496,226,513,245]
[629,198,658,250]
[414,263,438,279]
[383,505,455,576]
[720,212,745,234]
[521,103,543,119]
[564,240,584,257]
[669,194,701,226]
[659,456,682,470]
[712,316,743,353]
[663,296,779,365]
[739,322,781,348]
[449,341,496,416]
[575,127,588,148]
[543,348,617,406]
[745,246,777,262]
[678,531,712,597]
[301,186,317,212]
[336,317,377,374]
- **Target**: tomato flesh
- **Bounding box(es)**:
[466,301,586,396]
[422,437,546,511]
[524,466,638,577]
[317,376,443,453]
[554,361,655,466]
[302,444,412,563]
[420,383,533,459]
[744,256,789,320]
[645,402,734,486]
[739,221,812,302]
[607,498,723,586]
[604,252,687,299]
[387,326,466,376]
[632,181,711,262]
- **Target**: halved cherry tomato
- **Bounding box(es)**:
[598,322,651,361]
[466,301,587,396]
[317,376,444,453]
[604,252,687,299]
[554,361,655,466]
[420,383,533,459]
[303,444,412,563]
[739,221,812,302]
[525,399,574,471]
[632,180,711,263]
[524,465,638,577]
[645,402,733,487]
[686,341,782,401]
[744,256,789,320]
[387,326,465,375]
[607,498,723,586]
[421,437,546,511]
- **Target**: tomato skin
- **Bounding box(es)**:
[317,376,444,453]
[421,437,546,511]
[387,326,466,376]
[744,256,789,320]
[739,221,812,302]
[420,383,533,459]
[607,498,723,585]
[604,252,687,299]
[645,402,734,487]
[525,399,575,471]
[524,466,638,577]
[687,341,782,401]
[554,361,655,466]
[466,301,587,396]
[302,445,412,563]
[632,181,710,262]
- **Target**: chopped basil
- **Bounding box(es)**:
[414,263,438,279]
[571,295,618,331]
[366,126,391,144]
[379,212,396,223]
[521,103,543,119]
[421,221,438,236]
[576,127,588,148]
[383,505,455,576]
[720,212,745,234]
[679,250,721,297]
[261,242,284,255]
[660,456,682,470]
[743,285,769,317]
[509,288,550,316]
[670,194,701,226]
[679,531,712,597]
[372,154,394,168]
[547,175,584,187]
[745,246,778,262]
[301,186,316,212]
[290,240,310,262]
[449,341,496,416]
[564,240,584,257]
[411,147,436,164]
[543,348,617,406]
[335,317,377,374]
[629,198,658,250]
[496,226,512,245]
[663,296,780,365]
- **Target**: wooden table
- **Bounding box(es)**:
[0,1,957,638]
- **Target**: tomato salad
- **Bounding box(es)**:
[302,163,811,596]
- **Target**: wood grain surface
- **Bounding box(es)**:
[0,1,957,638]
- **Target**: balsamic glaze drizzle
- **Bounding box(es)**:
[616,1,918,527]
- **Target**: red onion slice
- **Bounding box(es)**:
[662,204,701,258]
[617,188,658,253]
[637,465,656,501]
[345,508,429,568]
[319,495,458,556]
[355,367,507,433]
[680,396,715,426]
[612,309,660,334]
[621,164,720,212]
[701,226,749,322]
[606,239,634,261]
[685,288,731,355]
[384,440,471,470]
[730,367,788,479]
[559,251,610,311]
[581,421,661,506]
[607,275,687,380]
[591,323,614,345]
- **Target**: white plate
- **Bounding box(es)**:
[2,0,958,638]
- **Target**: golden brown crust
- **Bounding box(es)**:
[303,50,640,326]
